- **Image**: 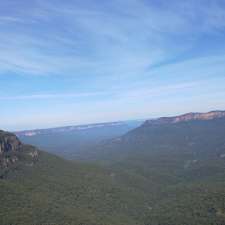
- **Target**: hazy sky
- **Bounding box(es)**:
[1,0,225,130]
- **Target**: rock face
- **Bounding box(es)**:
[0,130,39,177]
[0,130,22,154]
[144,110,225,125]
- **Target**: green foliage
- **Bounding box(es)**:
[1,118,225,224]
[0,150,147,225]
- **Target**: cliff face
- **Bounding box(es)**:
[0,130,22,154]
[0,130,38,177]
[145,111,225,125]
[172,111,225,123]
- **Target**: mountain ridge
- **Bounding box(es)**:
[144,110,225,126]
[15,120,143,137]
[77,111,225,163]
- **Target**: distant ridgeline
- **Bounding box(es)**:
[0,130,39,178]
[77,110,225,161]
[14,120,143,159]
[144,110,225,125]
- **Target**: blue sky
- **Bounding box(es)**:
[1,0,225,130]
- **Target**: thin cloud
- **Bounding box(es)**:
[0,0,225,77]
[0,91,105,100]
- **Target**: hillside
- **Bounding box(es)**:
[71,111,225,225]
[81,111,225,162]
[0,152,149,225]
[0,130,153,225]
[1,110,225,225]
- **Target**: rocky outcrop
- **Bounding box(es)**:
[144,110,225,125]
[0,130,22,154]
[0,130,39,177]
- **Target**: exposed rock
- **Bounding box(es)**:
[28,150,39,159]
[0,130,22,154]
[144,110,225,125]
[0,130,39,176]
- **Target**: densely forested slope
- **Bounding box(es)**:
[71,116,225,225]
[2,148,225,225]
[0,139,149,225]
[81,117,225,162]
